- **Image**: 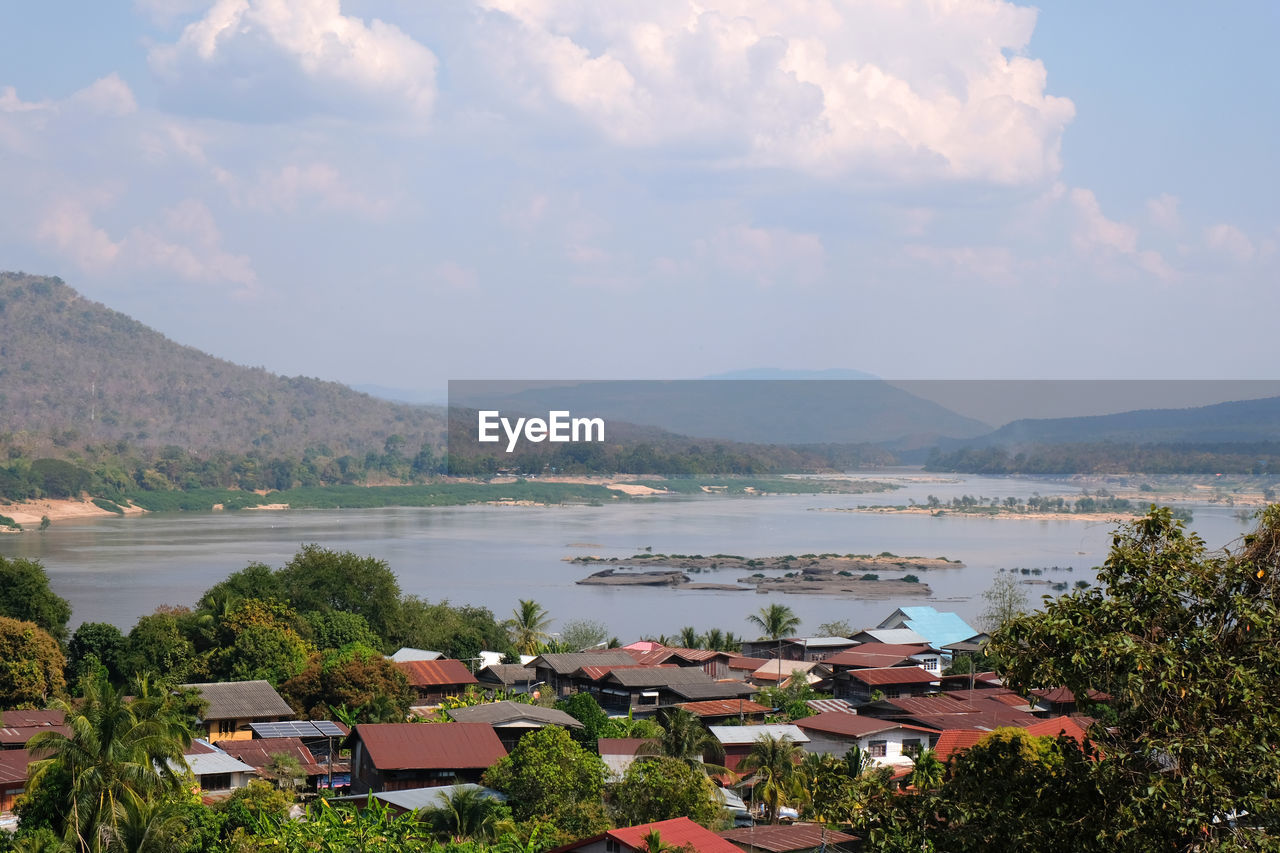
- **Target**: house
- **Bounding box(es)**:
[739,637,858,662]
[598,738,650,782]
[526,650,639,697]
[708,724,810,772]
[347,723,507,794]
[572,665,756,714]
[849,628,929,646]
[825,643,943,674]
[859,693,1041,732]
[677,699,771,725]
[0,749,35,814]
[795,712,938,767]
[548,816,741,853]
[181,680,295,743]
[622,645,740,679]
[876,607,978,652]
[476,663,540,694]
[181,740,257,797]
[720,824,861,853]
[1027,686,1109,716]
[389,648,443,663]
[446,701,583,750]
[219,737,330,785]
[747,660,832,689]
[394,659,479,706]
[0,710,67,750]
[833,666,940,706]
[932,716,1090,764]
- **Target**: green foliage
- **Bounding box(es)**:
[558,618,609,651]
[67,622,127,687]
[747,603,801,640]
[302,609,381,651]
[391,597,510,662]
[277,545,402,641]
[611,756,721,827]
[738,734,804,824]
[213,779,294,836]
[197,563,283,614]
[120,609,197,684]
[0,556,72,642]
[506,600,552,657]
[482,726,607,823]
[0,616,66,708]
[641,708,723,771]
[555,693,610,750]
[207,599,311,686]
[280,643,412,722]
[419,786,512,842]
[755,681,825,720]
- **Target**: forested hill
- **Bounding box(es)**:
[0,272,445,462]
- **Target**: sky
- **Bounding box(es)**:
[1,1,1277,393]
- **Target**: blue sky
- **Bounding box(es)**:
[1,1,1275,391]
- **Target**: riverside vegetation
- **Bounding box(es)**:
[2,506,1279,851]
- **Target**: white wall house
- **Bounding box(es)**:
[795,712,938,767]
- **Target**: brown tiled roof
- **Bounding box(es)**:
[181,681,294,721]
[220,737,325,775]
[796,711,937,739]
[529,650,638,675]
[720,824,860,851]
[597,738,649,756]
[395,659,479,688]
[846,666,938,686]
[350,723,506,771]
[677,699,770,717]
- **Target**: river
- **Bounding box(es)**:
[0,472,1254,641]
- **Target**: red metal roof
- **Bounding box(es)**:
[846,666,938,686]
[720,823,860,851]
[933,715,1090,764]
[1025,715,1090,744]
[608,817,741,853]
[395,659,479,688]
[0,710,68,747]
[0,748,35,786]
[351,722,506,771]
[597,738,650,756]
[931,729,988,763]
[796,711,937,738]
[727,655,763,670]
[220,737,325,774]
[678,699,770,717]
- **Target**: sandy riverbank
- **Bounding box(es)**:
[817,506,1149,523]
[0,497,145,526]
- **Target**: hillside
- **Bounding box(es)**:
[0,272,445,461]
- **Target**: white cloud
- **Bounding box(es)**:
[1146,193,1180,230]
[1204,223,1256,263]
[470,0,1074,183]
[68,74,138,117]
[1069,188,1174,281]
[37,200,122,271]
[149,0,438,123]
[907,244,1018,286]
[697,224,825,285]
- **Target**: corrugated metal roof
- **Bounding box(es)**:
[597,738,649,756]
[185,751,257,777]
[609,817,741,853]
[669,682,759,701]
[0,748,34,786]
[477,664,537,685]
[0,710,64,728]
[853,628,929,645]
[529,650,637,674]
[796,712,935,739]
[878,607,978,649]
[389,648,443,663]
[448,701,582,728]
[351,723,506,771]
[395,659,479,688]
[606,667,715,688]
[720,824,860,851]
[826,644,935,669]
[847,666,938,686]
[806,698,856,715]
[181,681,294,721]
[678,699,770,717]
[709,724,809,746]
[219,737,325,774]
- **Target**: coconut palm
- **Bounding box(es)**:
[506,600,552,656]
[104,794,188,853]
[909,748,945,792]
[677,626,702,649]
[422,785,508,842]
[640,708,725,773]
[738,733,804,823]
[703,627,726,651]
[747,604,801,641]
[27,675,193,853]
[638,829,694,852]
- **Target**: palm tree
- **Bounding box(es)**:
[27,676,193,853]
[703,628,726,651]
[738,733,804,823]
[747,604,801,641]
[104,794,188,853]
[639,829,692,852]
[640,708,725,772]
[506,600,552,656]
[677,626,702,649]
[909,748,945,792]
[423,786,507,842]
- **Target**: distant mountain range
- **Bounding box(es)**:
[0,272,444,460]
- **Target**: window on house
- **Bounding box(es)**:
[868,741,887,758]
[903,739,922,757]
[201,773,231,791]
[606,840,620,852]
[885,686,901,699]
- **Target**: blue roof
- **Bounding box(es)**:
[883,606,977,649]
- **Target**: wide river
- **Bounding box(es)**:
[0,471,1254,640]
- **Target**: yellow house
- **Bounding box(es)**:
[181,680,295,743]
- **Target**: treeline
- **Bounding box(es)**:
[926,441,1280,475]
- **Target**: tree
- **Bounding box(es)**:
[559,618,608,652]
[301,609,381,652]
[747,604,800,641]
[119,610,196,684]
[196,562,283,615]
[391,597,509,661]
[276,545,402,641]
[990,505,1280,850]
[641,708,724,772]
[482,725,607,823]
[67,623,127,687]
[677,626,702,649]
[555,693,610,749]
[209,599,311,686]
[0,556,71,643]
[979,573,1028,633]
[26,675,193,852]
[817,619,853,638]
[909,748,944,792]
[280,643,412,722]
[0,616,65,708]
[613,756,720,827]
[738,733,803,823]
[421,785,510,842]
[506,599,552,657]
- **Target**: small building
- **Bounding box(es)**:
[219,737,330,785]
[181,680,295,743]
[597,737,650,782]
[834,666,939,706]
[548,816,741,853]
[825,643,943,674]
[747,660,832,690]
[739,637,859,662]
[876,607,978,652]
[181,740,257,797]
[720,824,861,853]
[0,710,67,750]
[860,693,1041,731]
[574,665,755,714]
[446,701,583,751]
[395,659,480,706]
[677,699,771,725]
[332,782,506,816]
[849,628,929,646]
[476,663,540,694]
[0,749,35,815]
[708,724,810,773]
[526,651,640,697]
[347,722,507,794]
[795,712,938,766]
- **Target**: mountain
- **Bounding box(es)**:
[0,272,444,460]
[449,379,990,445]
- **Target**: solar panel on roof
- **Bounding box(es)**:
[312,721,345,737]
[251,721,343,739]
